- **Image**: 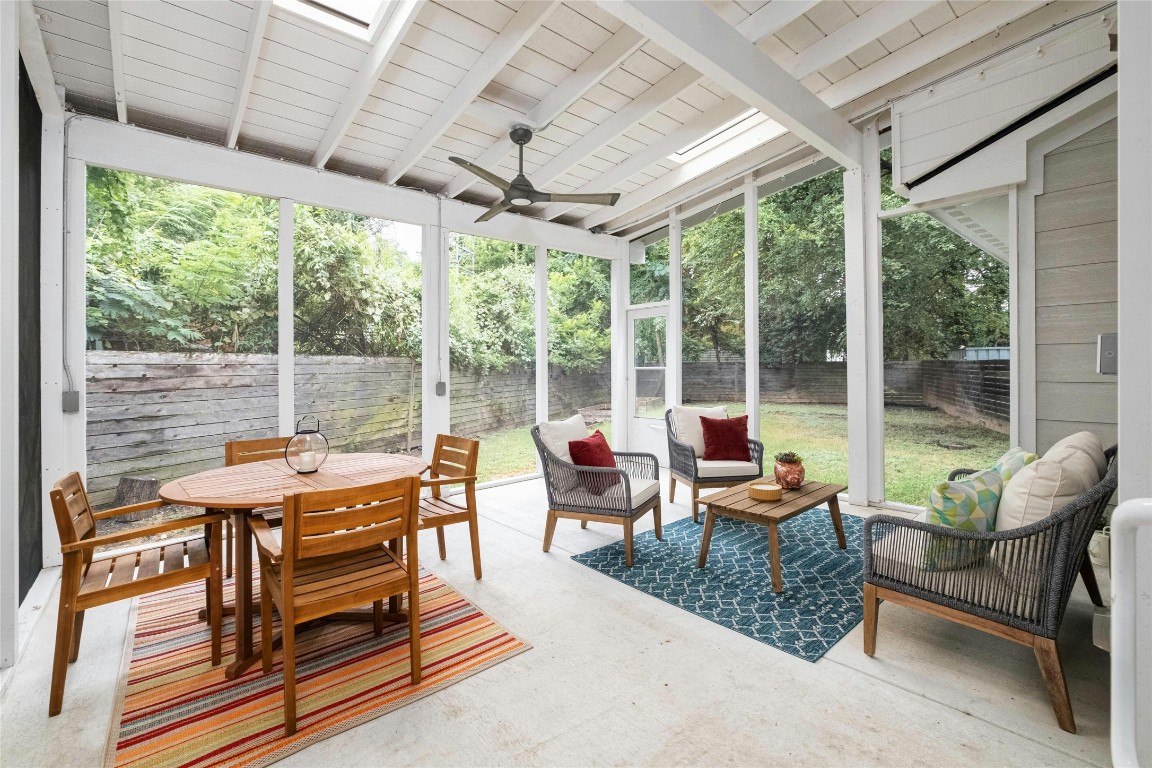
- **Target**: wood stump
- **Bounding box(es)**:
[113,476,160,521]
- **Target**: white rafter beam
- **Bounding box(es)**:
[18,1,63,118]
[312,0,421,166]
[598,0,861,169]
[383,0,558,185]
[553,0,1049,227]
[106,0,127,122]
[529,63,699,190]
[734,0,820,41]
[441,25,644,198]
[227,1,271,148]
[464,99,533,130]
[581,119,793,230]
[785,1,938,81]
[538,95,748,221]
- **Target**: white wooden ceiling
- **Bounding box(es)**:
[24,0,1110,236]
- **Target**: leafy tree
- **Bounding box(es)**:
[548,252,611,372]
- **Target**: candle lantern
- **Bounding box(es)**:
[285,415,329,474]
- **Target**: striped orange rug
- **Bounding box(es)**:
[104,570,530,768]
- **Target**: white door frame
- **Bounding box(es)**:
[626,302,670,462]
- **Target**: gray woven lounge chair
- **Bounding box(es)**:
[862,445,1117,734]
[665,409,765,524]
[531,425,662,567]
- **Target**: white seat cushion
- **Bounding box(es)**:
[995,431,1105,531]
[537,414,587,464]
[695,459,760,479]
[670,405,728,457]
[629,477,660,507]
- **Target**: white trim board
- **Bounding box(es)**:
[64,118,624,260]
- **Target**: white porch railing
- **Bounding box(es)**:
[1110,497,1152,767]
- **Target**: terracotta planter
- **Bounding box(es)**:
[774,460,805,490]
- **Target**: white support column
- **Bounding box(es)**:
[844,120,881,506]
[277,199,294,435]
[535,245,549,468]
[666,210,683,408]
[1,0,20,668]
[609,243,629,451]
[743,180,760,440]
[421,218,450,457]
[38,116,65,569]
[1115,4,1152,763]
[1007,186,1022,448]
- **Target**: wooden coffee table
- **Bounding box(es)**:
[697,480,849,593]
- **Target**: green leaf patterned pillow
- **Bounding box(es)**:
[991,447,1039,485]
[927,469,1003,532]
[923,470,1003,572]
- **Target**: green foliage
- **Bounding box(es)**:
[293,206,420,357]
[86,157,1007,371]
[774,451,804,464]
[86,168,278,351]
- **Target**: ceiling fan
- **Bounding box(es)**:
[450,126,620,223]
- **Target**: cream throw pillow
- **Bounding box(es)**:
[670,405,728,457]
[537,414,588,465]
[994,431,1105,531]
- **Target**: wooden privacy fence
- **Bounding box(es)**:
[86,352,610,507]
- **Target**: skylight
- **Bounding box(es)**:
[273,0,390,41]
[669,109,762,164]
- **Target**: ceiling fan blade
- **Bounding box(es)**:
[449,157,511,191]
[544,192,620,206]
[474,201,512,223]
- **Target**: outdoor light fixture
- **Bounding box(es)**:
[285,415,329,474]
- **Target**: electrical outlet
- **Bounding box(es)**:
[435,381,446,396]
[61,390,80,413]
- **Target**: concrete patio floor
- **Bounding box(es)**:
[0,476,1110,767]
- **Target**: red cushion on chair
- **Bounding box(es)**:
[568,430,621,494]
[700,414,751,462]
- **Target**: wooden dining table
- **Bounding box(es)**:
[159,452,428,679]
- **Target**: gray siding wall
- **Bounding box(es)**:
[1034,118,1117,452]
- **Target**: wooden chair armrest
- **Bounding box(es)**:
[421,476,477,488]
[91,499,166,521]
[250,516,283,563]
[60,512,227,553]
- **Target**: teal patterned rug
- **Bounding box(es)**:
[571,512,864,661]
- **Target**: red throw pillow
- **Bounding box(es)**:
[568,430,621,494]
[700,414,751,462]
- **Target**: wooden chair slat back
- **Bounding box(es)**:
[50,472,96,548]
[225,436,292,467]
[285,477,418,562]
[430,434,479,479]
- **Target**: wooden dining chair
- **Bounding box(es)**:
[48,472,226,716]
[420,434,482,579]
[251,475,422,736]
[222,435,293,576]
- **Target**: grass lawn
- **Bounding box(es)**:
[474,403,1007,508]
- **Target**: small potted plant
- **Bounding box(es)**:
[773,451,805,490]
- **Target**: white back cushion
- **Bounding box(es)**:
[537,414,588,464]
[995,431,1105,531]
[670,405,728,457]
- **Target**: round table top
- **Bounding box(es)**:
[158,452,428,510]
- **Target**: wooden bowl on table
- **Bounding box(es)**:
[748,482,783,502]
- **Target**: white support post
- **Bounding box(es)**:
[844,120,881,506]
[1007,186,1022,448]
[277,199,294,435]
[421,219,450,457]
[667,211,683,408]
[535,245,549,463]
[1,0,20,668]
[743,180,760,440]
[42,158,89,569]
[1115,4,1152,764]
[862,123,883,503]
[38,117,65,570]
[609,242,629,450]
